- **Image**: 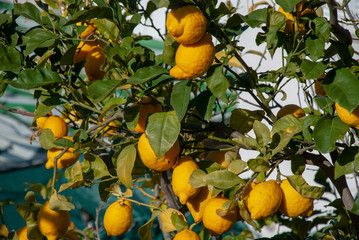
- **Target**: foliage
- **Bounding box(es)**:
[0,0,359,239]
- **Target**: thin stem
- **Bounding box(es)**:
[0,103,35,117]
[51,146,70,196]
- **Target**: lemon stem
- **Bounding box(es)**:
[51,146,70,196]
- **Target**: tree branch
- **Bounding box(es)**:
[326,0,352,44]
[0,103,35,117]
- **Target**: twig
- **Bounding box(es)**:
[0,103,35,117]
[51,146,70,196]
[160,171,181,210]
[95,202,106,240]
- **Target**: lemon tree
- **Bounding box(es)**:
[0,0,359,239]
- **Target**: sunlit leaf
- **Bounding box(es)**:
[117,144,137,189]
[334,147,359,179]
[286,175,324,199]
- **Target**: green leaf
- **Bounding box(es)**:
[275,0,301,12]
[314,96,334,115]
[83,153,111,180]
[302,115,320,141]
[39,128,57,150]
[300,60,326,80]
[324,68,359,113]
[146,111,180,158]
[64,161,84,184]
[54,138,73,147]
[228,160,247,175]
[170,211,188,231]
[100,97,126,120]
[10,68,62,90]
[290,155,306,175]
[350,198,359,216]
[189,169,207,188]
[170,80,191,121]
[124,104,140,129]
[0,45,24,71]
[253,120,271,147]
[286,175,325,199]
[334,147,359,179]
[66,7,114,25]
[13,2,42,24]
[245,8,267,27]
[116,144,137,189]
[88,79,121,103]
[138,210,161,240]
[190,90,216,122]
[271,115,304,156]
[314,116,349,153]
[95,18,120,42]
[127,66,168,84]
[305,38,325,61]
[313,17,330,42]
[204,170,245,190]
[232,136,259,150]
[247,157,270,172]
[23,28,58,56]
[163,34,179,66]
[206,64,229,103]
[230,108,265,134]
[49,191,75,211]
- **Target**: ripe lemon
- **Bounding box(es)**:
[37,201,70,240]
[335,103,359,129]
[206,151,228,168]
[202,197,237,236]
[244,180,282,220]
[42,115,68,139]
[73,40,100,63]
[186,187,215,223]
[279,179,314,218]
[79,19,96,39]
[84,46,106,81]
[36,116,48,129]
[278,0,315,36]
[46,136,81,169]
[277,104,305,118]
[128,98,162,133]
[172,156,201,205]
[16,226,28,240]
[103,199,133,236]
[173,229,200,240]
[166,5,207,45]
[138,133,180,172]
[170,33,215,80]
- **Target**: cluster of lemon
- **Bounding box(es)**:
[73,20,106,82]
[36,115,80,170]
[166,5,215,79]
[16,202,77,240]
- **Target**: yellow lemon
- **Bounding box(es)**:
[202,197,237,236]
[128,98,162,133]
[137,133,180,172]
[172,156,201,205]
[103,199,133,236]
[170,33,215,80]
[42,115,68,139]
[277,104,305,118]
[166,5,207,44]
[79,19,96,39]
[16,226,28,240]
[173,229,200,240]
[46,137,81,169]
[37,201,70,240]
[335,103,359,129]
[84,46,106,81]
[186,187,215,223]
[279,179,314,218]
[73,40,100,63]
[36,116,48,129]
[244,180,282,220]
